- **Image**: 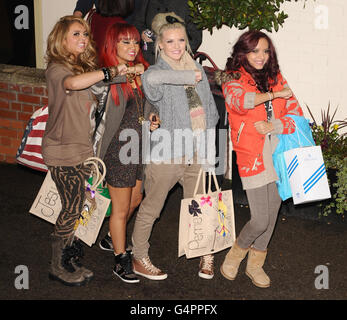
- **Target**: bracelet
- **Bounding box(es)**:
[102,67,111,83]
[102,66,119,83]
[108,66,119,80]
[126,63,136,74]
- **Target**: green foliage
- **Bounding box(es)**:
[188,0,310,33]
[306,103,347,216]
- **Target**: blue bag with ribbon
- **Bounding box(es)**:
[273,115,315,200]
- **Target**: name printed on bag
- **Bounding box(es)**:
[188,217,207,251]
[37,190,59,218]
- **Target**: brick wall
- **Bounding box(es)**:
[0,64,47,163]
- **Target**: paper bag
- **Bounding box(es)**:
[284,146,331,205]
[178,170,236,259]
[29,158,110,246]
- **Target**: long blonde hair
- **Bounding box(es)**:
[151,12,192,61]
[45,15,97,74]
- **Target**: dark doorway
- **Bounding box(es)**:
[0,0,36,67]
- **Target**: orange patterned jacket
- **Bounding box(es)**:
[222,67,303,177]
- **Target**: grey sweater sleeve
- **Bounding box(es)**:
[145,70,196,86]
[141,69,195,102]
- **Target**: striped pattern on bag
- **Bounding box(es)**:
[16,105,48,172]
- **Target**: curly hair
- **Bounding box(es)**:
[225,30,280,92]
[45,15,98,74]
[99,22,149,105]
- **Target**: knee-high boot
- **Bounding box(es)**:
[49,234,86,286]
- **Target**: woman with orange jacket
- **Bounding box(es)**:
[216,30,303,288]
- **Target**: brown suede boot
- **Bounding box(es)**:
[49,234,87,287]
[245,248,270,288]
[68,238,94,282]
[220,241,249,280]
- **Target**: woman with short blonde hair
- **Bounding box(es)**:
[151,12,192,61]
[131,12,219,281]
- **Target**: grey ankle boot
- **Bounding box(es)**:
[49,234,86,287]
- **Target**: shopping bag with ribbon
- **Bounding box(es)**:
[29,157,110,246]
[87,176,111,217]
[178,169,236,259]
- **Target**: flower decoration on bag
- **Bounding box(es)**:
[74,189,97,229]
[74,204,92,229]
[188,200,202,217]
[86,184,96,199]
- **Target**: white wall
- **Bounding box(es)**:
[35,0,77,68]
[37,0,347,127]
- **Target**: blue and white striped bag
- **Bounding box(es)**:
[283,145,331,204]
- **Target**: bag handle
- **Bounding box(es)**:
[207,170,221,193]
[193,168,221,197]
[292,119,315,147]
[84,157,106,191]
[193,52,219,71]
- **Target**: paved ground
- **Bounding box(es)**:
[1,163,346,311]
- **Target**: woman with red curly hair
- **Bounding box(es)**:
[95,22,159,283]
[217,30,303,288]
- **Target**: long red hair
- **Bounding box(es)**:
[100,23,149,105]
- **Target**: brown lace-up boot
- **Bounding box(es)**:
[48,234,86,286]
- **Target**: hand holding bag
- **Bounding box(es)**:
[178,169,236,259]
[29,157,110,246]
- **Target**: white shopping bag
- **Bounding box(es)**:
[29,158,110,246]
[178,170,236,259]
[284,146,331,205]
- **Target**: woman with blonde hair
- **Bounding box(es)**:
[131,12,219,280]
[43,15,128,286]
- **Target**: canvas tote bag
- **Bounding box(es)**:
[178,169,236,259]
[29,157,110,246]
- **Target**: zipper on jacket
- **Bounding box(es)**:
[236,121,245,143]
[251,157,259,171]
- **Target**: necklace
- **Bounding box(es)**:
[132,87,145,124]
